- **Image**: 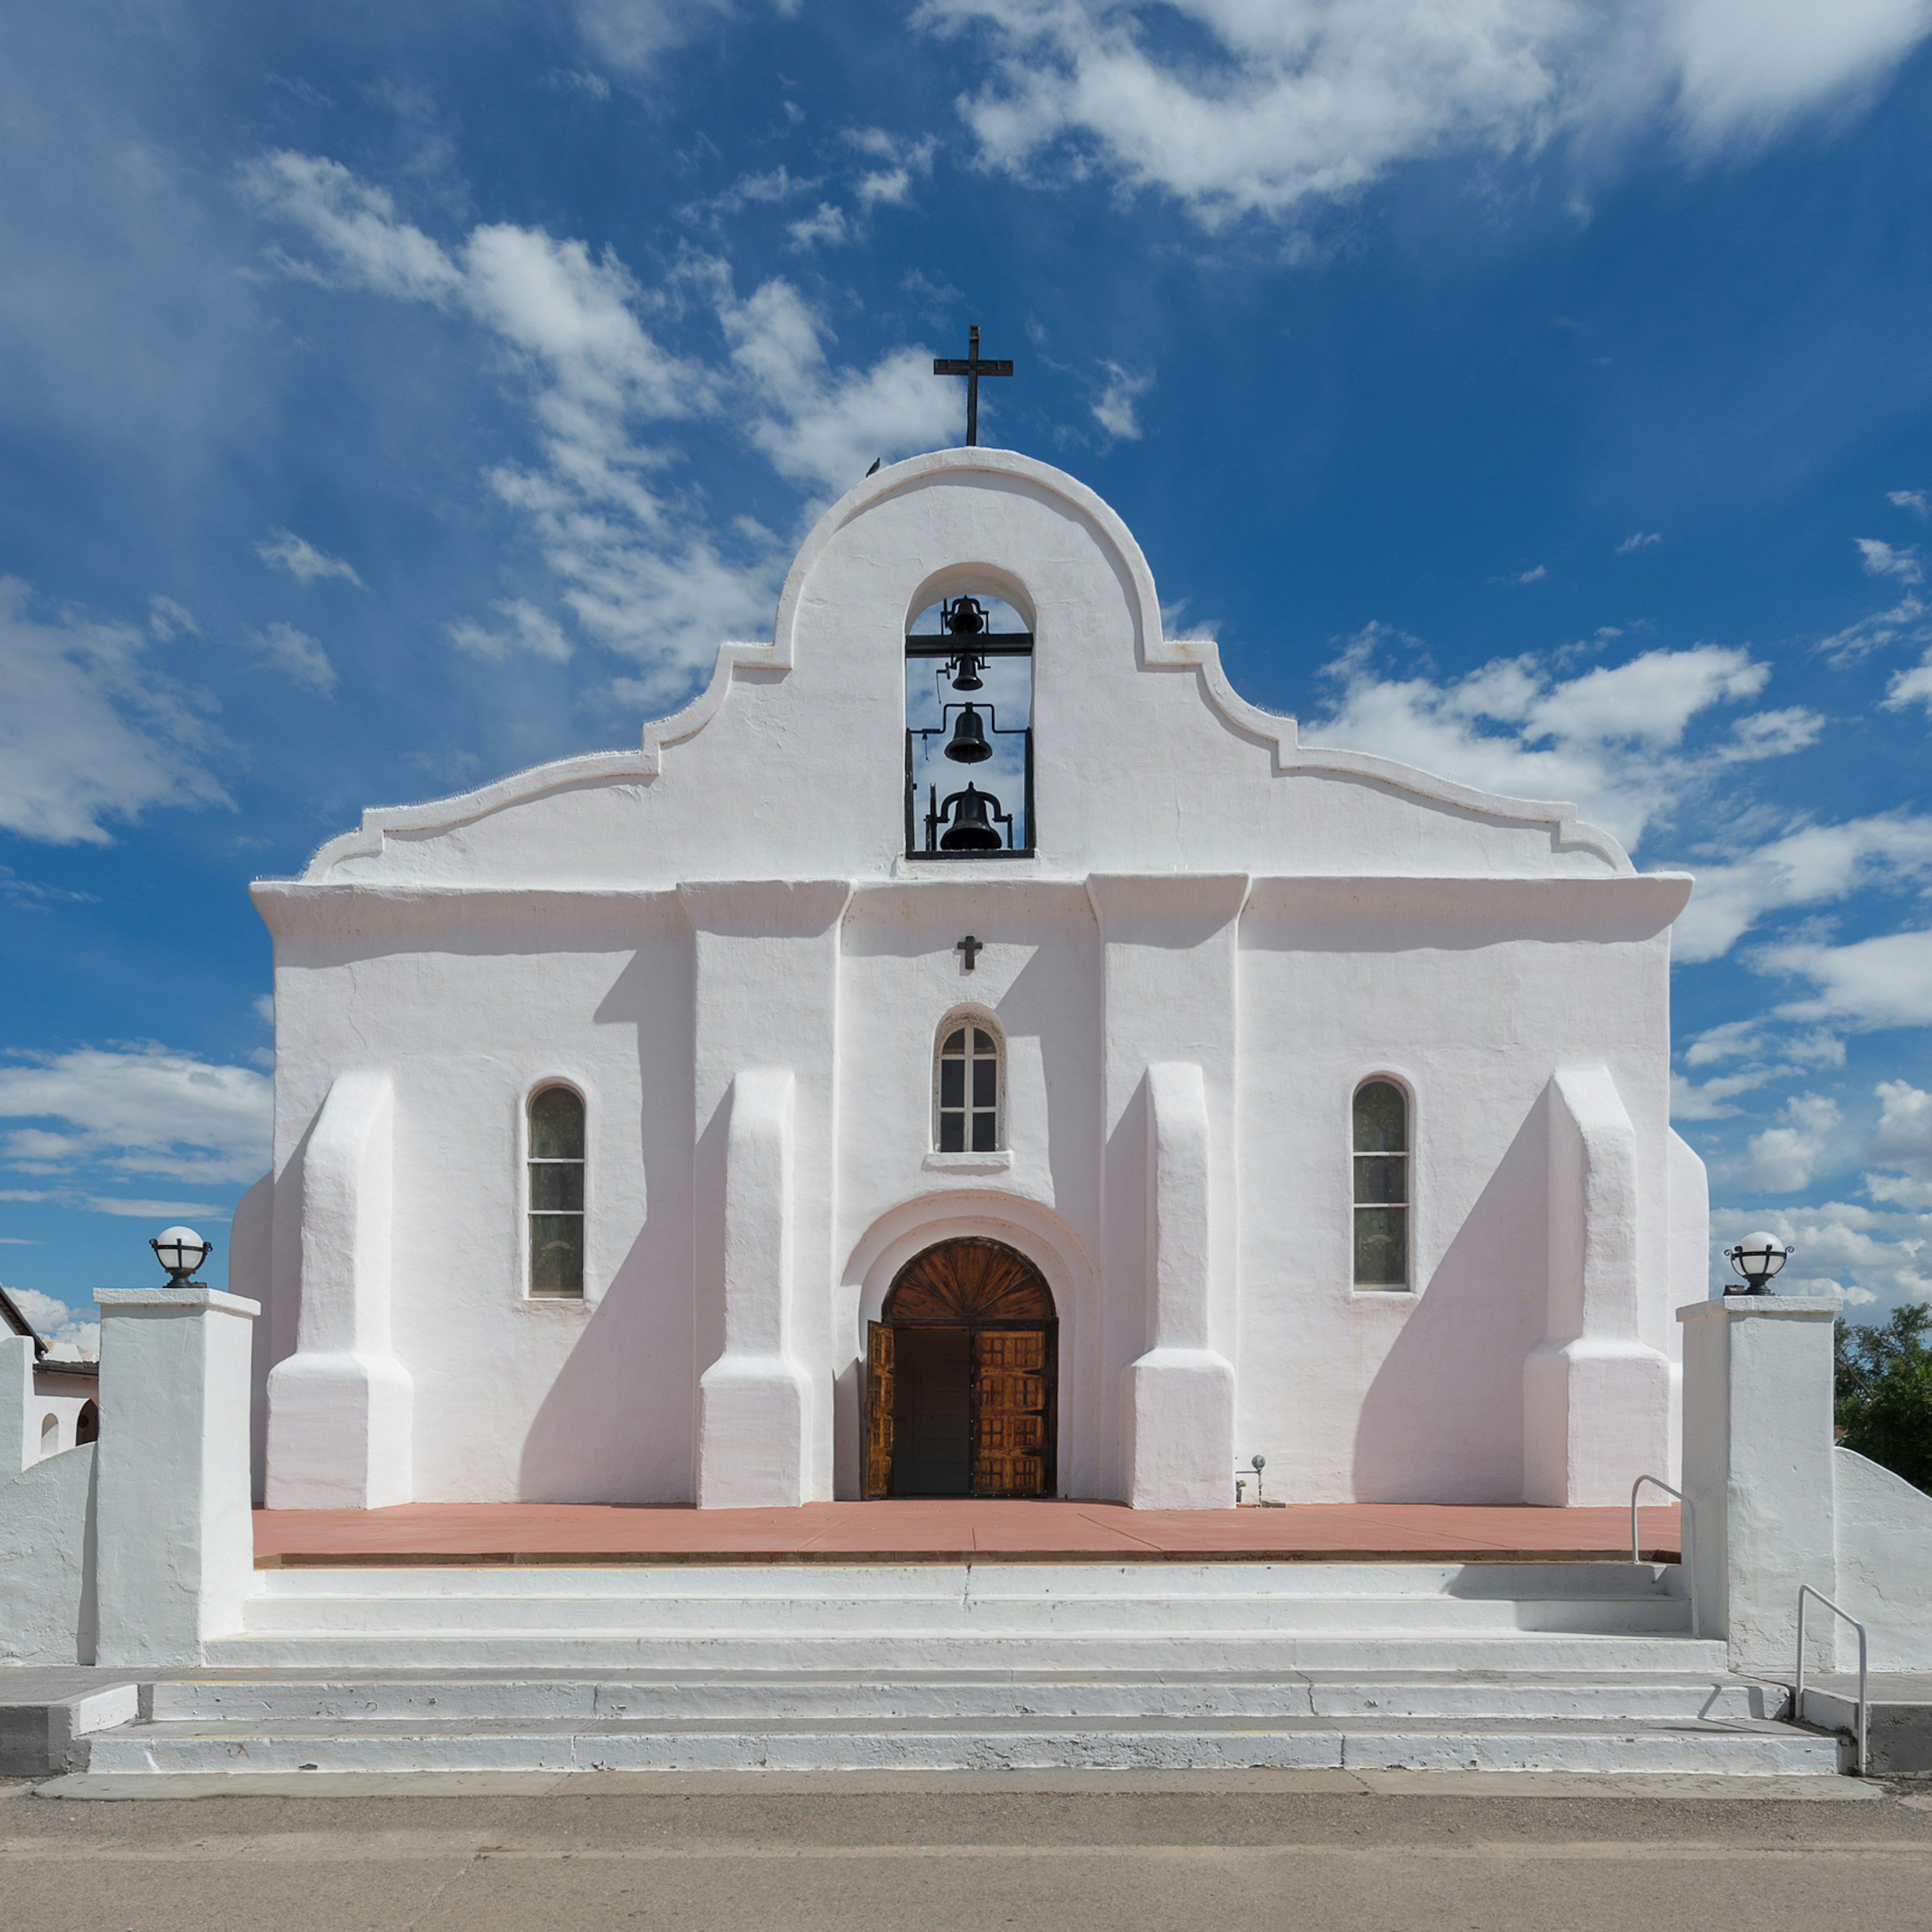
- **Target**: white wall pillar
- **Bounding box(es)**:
[3,1332,35,1475]
[1523,1065,1671,1505]
[1678,1294,1840,1674]
[1089,874,1246,1508]
[265,1071,414,1508]
[684,880,851,1507]
[1122,1061,1237,1508]
[93,1282,259,1668]
[695,1069,813,1507]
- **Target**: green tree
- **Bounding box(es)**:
[1835,1302,1932,1494]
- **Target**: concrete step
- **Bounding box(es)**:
[78,1711,1842,1778]
[243,1561,1686,1604]
[204,1632,1730,1671]
[232,1563,1695,1642]
[149,1670,1781,1726]
[210,1561,1710,1672]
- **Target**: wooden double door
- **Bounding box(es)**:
[863,1238,1057,1500]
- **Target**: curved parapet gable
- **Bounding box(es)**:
[287,446,1638,886]
[298,640,777,879]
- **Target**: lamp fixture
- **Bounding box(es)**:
[151,1225,213,1285]
[1723,1231,1792,1296]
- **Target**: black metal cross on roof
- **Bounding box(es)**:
[956,934,983,972]
[932,325,1012,448]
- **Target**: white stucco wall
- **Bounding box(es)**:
[1834,1447,1932,1670]
[253,447,1696,1510]
[0,1441,95,1665]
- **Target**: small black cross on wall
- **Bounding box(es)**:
[932,326,1013,448]
[956,935,983,973]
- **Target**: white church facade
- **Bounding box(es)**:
[238,447,1708,1517]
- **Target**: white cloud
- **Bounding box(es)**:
[1302,632,1789,851]
[785,202,851,250]
[447,601,575,664]
[1617,531,1663,553]
[571,0,732,73]
[917,0,1932,226]
[0,1045,272,1186]
[1671,1068,1773,1120]
[1865,1078,1932,1207]
[1889,489,1930,517]
[251,621,336,694]
[547,67,614,100]
[684,166,821,223]
[252,155,960,694]
[146,595,199,641]
[1820,591,1930,667]
[844,129,939,208]
[721,275,960,493]
[1,1285,98,1356]
[256,528,365,588]
[1748,1091,1841,1192]
[1886,650,1932,713]
[0,578,229,846]
[245,152,464,301]
[1672,813,1932,962]
[1684,1019,1843,1070]
[83,1194,224,1218]
[1092,359,1152,440]
[1502,564,1548,585]
[1857,535,1923,584]
[1767,927,1932,1030]
[9,1286,69,1332]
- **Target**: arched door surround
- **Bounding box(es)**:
[864,1237,1057,1500]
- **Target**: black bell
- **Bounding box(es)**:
[948,651,985,692]
[944,596,986,638]
[944,704,992,762]
[940,784,1004,851]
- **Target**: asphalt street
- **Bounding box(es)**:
[6,1772,1932,1931]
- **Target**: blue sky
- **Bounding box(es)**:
[4,0,1932,1344]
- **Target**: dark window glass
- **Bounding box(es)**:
[936,1021,1002,1152]
[530,1085,585,1160]
[1352,1081,1409,1289]
[530,1216,584,1298]
[1353,1081,1407,1152]
[528,1087,586,1298]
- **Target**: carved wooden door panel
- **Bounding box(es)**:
[972,1328,1049,1497]
[863,1320,895,1500]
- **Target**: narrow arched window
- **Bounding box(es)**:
[39,1412,58,1457]
[936,1020,1002,1152]
[76,1399,99,1444]
[528,1085,586,1298]
[1353,1080,1409,1290]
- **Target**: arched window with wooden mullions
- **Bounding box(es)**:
[935,1017,1002,1152]
[1352,1079,1410,1291]
[527,1085,586,1299]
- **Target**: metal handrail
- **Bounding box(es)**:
[1796,1584,1869,1776]
[1630,1475,1699,1640]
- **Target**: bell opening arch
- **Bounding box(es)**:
[905,569,1035,861]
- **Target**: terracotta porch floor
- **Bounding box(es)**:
[254,1499,1681,1568]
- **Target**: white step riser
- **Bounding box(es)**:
[238,1596,1693,1637]
[81,1728,1841,1778]
[250,1564,1680,1601]
[149,1680,1773,1724]
[205,1634,1730,1672]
